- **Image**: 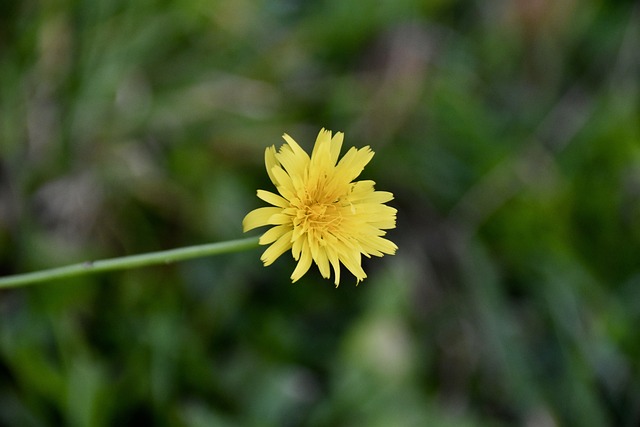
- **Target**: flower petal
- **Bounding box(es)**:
[312,244,331,279]
[257,190,289,208]
[271,166,297,200]
[311,128,332,158]
[359,233,398,256]
[259,224,291,245]
[291,239,312,282]
[330,132,344,165]
[291,233,304,260]
[267,212,292,225]
[339,250,367,284]
[261,230,293,266]
[243,207,282,232]
[326,246,341,286]
[265,146,279,185]
[281,133,310,169]
[334,146,374,184]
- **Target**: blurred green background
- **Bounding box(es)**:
[1,0,639,425]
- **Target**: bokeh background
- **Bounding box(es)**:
[1,0,640,425]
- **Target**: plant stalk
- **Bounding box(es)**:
[0,236,260,289]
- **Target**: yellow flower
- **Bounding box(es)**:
[243,128,397,286]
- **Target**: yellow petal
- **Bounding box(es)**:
[330,132,344,165]
[367,216,397,230]
[353,203,397,216]
[291,224,306,243]
[266,213,292,225]
[291,233,304,260]
[271,166,297,200]
[257,190,289,208]
[282,133,310,166]
[265,146,279,185]
[334,146,374,183]
[291,240,312,282]
[348,184,394,204]
[261,230,293,266]
[311,128,332,158]
[259,224,291,245]
[359,234,398,256]
[276,143,306,179]
[243,207,282,232]
[313,245,331,279]
[326,246,341,286]
[308,139,334,188]
[348,180,375,198]
[339,250,367,283]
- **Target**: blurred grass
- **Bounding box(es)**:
[1,0,640,425]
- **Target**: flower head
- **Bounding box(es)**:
[243,128,397,286]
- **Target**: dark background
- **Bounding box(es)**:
[1,0,639,425]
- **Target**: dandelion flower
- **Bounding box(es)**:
[243,128,397,286]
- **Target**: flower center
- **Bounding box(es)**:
[294,200,342,240]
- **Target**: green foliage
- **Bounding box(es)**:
[1,0,639,425]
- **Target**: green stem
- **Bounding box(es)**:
[0,236,260,289]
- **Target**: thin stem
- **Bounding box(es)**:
[0,236,260,289]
